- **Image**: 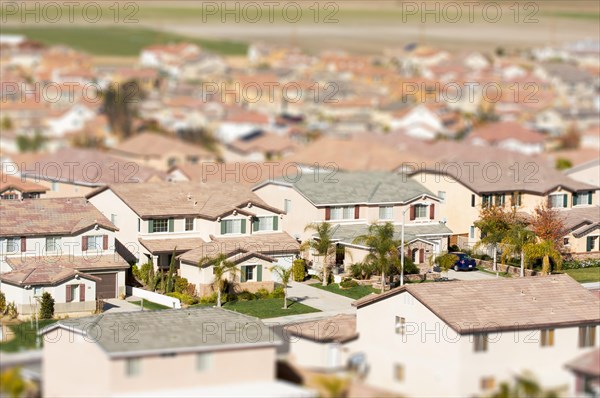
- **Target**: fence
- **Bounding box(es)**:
[126,286,181,309]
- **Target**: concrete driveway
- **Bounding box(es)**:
[287,281,355,312]
[447,270,498,281]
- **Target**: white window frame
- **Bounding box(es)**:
[87,235,103,251]
[126,358,141,377]
[395,316,406,335]
[414,204,428,219]
[284,199,292,213]
[153,219,168,233]
[111,214,117,226]
[379,206,394,220]
[549,193,567,209]
[257,216,274,232]
[438,191,446,203]
[574,192,590,206]
[45,237,61,252]
[185,218,194,231]
[6,237,20,253]
[222,219,242,234]
[196,353,211,371]
[244,265,255,281]
[330,206,355,220]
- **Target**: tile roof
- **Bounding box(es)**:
[284,314,357,343]
[6,254,130,272]
[138,237,207,254]
[0,266,100,287]
[260,171,436,206]
[88,181,284,219]
[42,307,277,356]
[565,348,600,376]
[560,205,600,237]
[168,162,290,185]
[0,197,117,237]
[111,132,213,159]
[0,173,48,194]
[330,222,453,246]
[469,121,546,144]
[354,274,600,333]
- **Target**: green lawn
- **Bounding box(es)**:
[1,27,247,56]
[0,319,56,352]
[562,267,600,283]
[193,298,320,319]
[309,282,378,300]
[129,300,171,311]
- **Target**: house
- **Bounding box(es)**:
[253,170,450,268]
[0,198,129,313]
[177,232,300,296]
[86,181,286,268]
[110,132,215,171]
[216,109,273,144]
[565,348,600,397]
[0,172,48,199]
[565,158,600,187]
[10,148,164,197]
[166,162,289,185]
[139,43,202,77]
[561,206,600,257]
[226,132,298,162]
[468,121,546,155]
[580,124,600,150]
[283,314,359,371]
[352,275,600,397]
[41,307,314,397]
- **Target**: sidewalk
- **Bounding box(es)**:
[286,281,355,312]
[102,297,142,313]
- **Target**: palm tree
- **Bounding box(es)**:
[501,223,536,277]
[198,253,239,307]
[302,222,338,287]
[270,265,293,309]
[524,239,562,275]
[352,222,400,293]
[474,206,513,275]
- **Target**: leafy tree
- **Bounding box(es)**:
[174,277,190,294]
[474,205,514,273]
[302,222,340,287]
[489,371,563,398]
[102,79,145,138]
[435,253,458,274]
[292,258,306,282]
[16,132,46,153]
[313,375,349,398]
[559,125,580,150]
[524,239,563,275]
[1,116,13,130]
[555,158,572,171]
[0,290,6,314]
[0,368,26,398]
[529,203,566,250]
[353,222,400,293]
[199,253,239,307]
[501,222,536,277]
[270,265,293,309]
[38,292,55,320]
[6,302,18,319]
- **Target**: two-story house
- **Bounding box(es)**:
[253,171,451,269]
[0,198,129,314]
[86,181,296,271]
[0,172,48,200]
[352,275,600,397]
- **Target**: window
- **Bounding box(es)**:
[474,334,488,352]
[482,194,492,207]
[438,191,446,203]
[394,364,405,382]
[587,236,598,252]
[1,193,17,200]
[395,316,406,335]
[481,377,496,391]
[222,219,242,234]
[470,226,475,239]
[137,218,141,232]
[51,182,58,192]
[153,219,168,233]
[330,206,355,220]
[579,326,596,348]
[244,265,254,281]
[110,214,117,226]
[284,199,292,213]
[511,192,523,207]
[549,194,567,209]
[563,237,570,246]
[68,285,79,302]
[6,238,20,253]
[573,192,591,206]
[540,329,554,347]
[87,235,102,251]
[185,218,194,231]
[45,237,61,252]
[471,194,476,207]
[414,204,428,219]
[196,353,211,372]
[379,206,393,220]
[256,216,274,231]
[494,194,505,206]
[125,358,141,377]
[33,287,43,296]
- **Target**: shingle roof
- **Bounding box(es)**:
[0,197,117,237]
[284,314,357,343]
[260,171,436,206]
[6,254,130,272]
[42,307,278,357]
[0,266,100,287]
[87,181,284,219]
[353,274,600,334]
[330,222,453,246]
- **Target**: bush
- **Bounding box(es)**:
[0,291,6,314]
[6,302,18,319]
[39,292,55,320]
[292,259,306,282]
[255,288,271,299]
[435,253,458,271]
[448,244,460,252]
[562,259,600,270]
[174,277,190,294]
[166,292,199,305]
[138,262,154,286]
[236,290,257,301]
[403,257,420,275]
[340,278,358,289]
[350,262,377,280]
[200,292,218,304]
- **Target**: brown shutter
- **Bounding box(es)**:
[80,283,85,301]
[82,236,88,251]
[20,237,26,252]
[354,206,359,219]
[429,204,435,220]
[66,285,72,302]
[419,249,425,263]
[103,235,108,250]
[325,207,331,220]
[409,205,415,221]
[547,196,551,208]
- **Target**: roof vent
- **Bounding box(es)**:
[532,296,537,301]
[194,201,198,206]
[520,289,525,295]
[187,193,192,200]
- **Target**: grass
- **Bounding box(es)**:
[309,282,378,300]
[192,298,320,319]
[0,26,247,56]
[0,319,56,352]
[129,300,171,311]
[562,267,600,283]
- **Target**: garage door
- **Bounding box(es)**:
[93,273,117,299]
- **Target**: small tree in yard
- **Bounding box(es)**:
[0,291,6,314]
[292,259,306,282]
[302,222,340,287]
[474,205,514,275]
[38,292,55,320]
[271,265,293,309]
[501,222,536,277]
[199,253,239,307]
[165,247,177,294]
[529,203,566,250]
[436,253,458,276]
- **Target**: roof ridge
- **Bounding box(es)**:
[367,181,382,202]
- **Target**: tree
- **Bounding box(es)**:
[435,253,458,276]
[38,292,55,319]
[474,205,514,274]
[1,116,13,130]
[524,239,563,275]
[501,222,536,277]
[270,265,293,309]
[199,253,239,307]
[490,371,563,398]
[0,290,6,314]
[102,79,145,138]
[16,132,46,153]
[301,222,339,287]
[165,247,177,294]
[0,368,26,398]
[529,203,566,250]
[313,375,349,398]
[559,125,580,150]
[353,222,400,293]
[292,258,306,282]
[555,158,572,171]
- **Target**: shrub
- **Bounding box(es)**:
[562,259,600,270]
[174,277,190,294]
[6,302,18,319]
[350,262,377,279]
[199,292,218,304]
[448,244,460,252]
[271,286,285,298]
[340,278,358,289]
[403,257,420,275]
[166,291,199,305]
[255,288,271,299]
[435,253,459,271]
[38,292,55,320]
[236,290,257,301]
[292,259,306,282]
[0,291,6,314]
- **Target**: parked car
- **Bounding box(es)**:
[450,252,477,271]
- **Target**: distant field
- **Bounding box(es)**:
[1,26,247,56]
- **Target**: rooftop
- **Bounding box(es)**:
[284,314,357,343]
[111,132,213,159]
[0,173,48,194]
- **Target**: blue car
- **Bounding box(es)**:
[450,252,477,271]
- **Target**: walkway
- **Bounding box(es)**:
[102,297,142,313]
[287,281,355,312]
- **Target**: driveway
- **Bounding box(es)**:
[287,281,355,312]
[447,270,498,281]
[102,298,142,313]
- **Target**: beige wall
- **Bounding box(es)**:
[20,177,95,198]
